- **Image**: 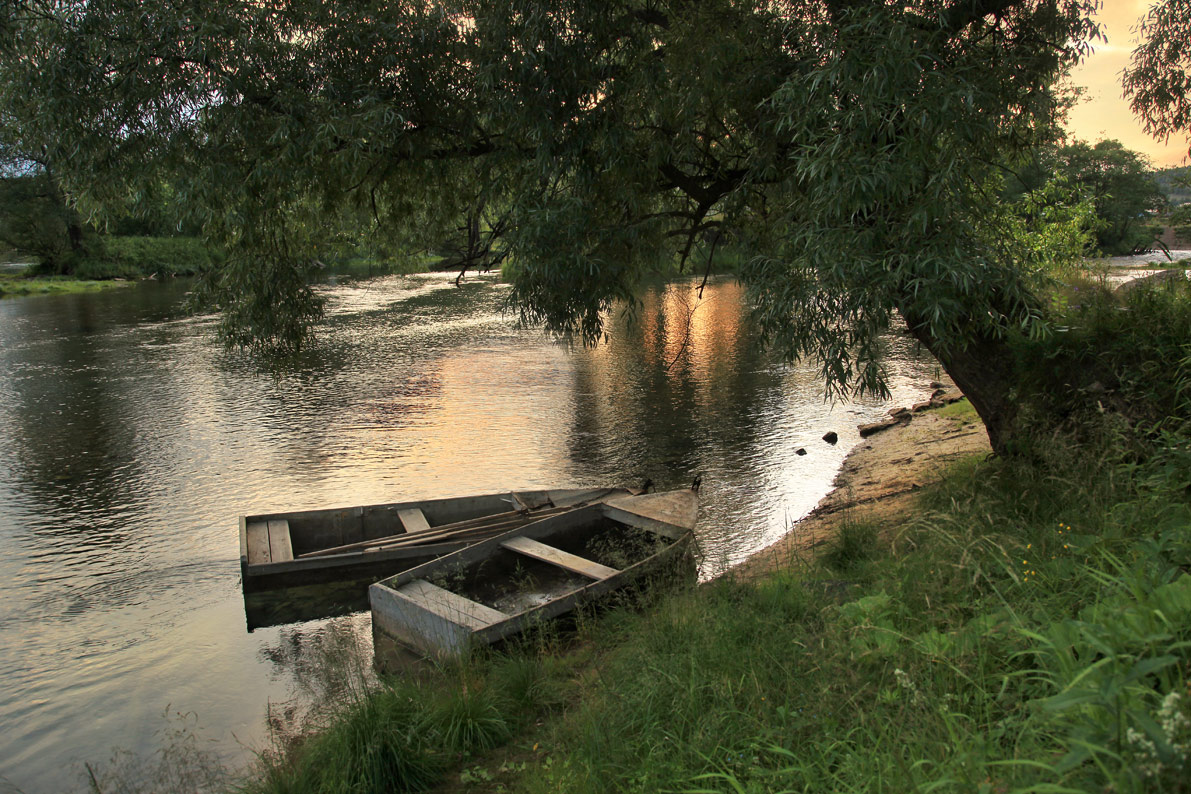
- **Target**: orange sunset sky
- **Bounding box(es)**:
[1066,0,1189,169]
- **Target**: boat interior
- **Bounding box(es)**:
[408,517,669,617]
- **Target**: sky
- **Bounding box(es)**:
[1065,0,1189,169]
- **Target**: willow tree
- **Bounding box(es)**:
[1125,0,1191,160]
[1,0,1101,454]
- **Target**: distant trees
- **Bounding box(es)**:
[1171,203,1191,246]
[1009,140,1167,255]
[1056,141,1165,255]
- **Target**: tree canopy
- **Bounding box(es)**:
[1011,139,1167,255]
[1,0,1103,452]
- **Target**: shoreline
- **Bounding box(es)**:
[732,397,990,581]
[729,256,1188,580]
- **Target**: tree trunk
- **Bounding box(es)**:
[901,312,1021,456]
[46,166,83,274]
[66,213,84,253]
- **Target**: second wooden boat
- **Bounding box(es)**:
[369,488,699,659]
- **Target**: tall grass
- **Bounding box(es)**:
[503,441,1190,793]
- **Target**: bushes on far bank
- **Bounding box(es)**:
[67,235,215,279]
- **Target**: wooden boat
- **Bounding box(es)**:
[369,488,699,659]
[239,487,635,592]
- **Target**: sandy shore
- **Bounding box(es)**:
[732,399,991,580]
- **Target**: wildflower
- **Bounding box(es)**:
[1127,727,1163,778]
[1158,691,1190,746]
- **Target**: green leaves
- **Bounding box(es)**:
[1124,0,1191,157]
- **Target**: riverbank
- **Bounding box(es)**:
[734,396,990,581]
[0,270,136,297]
[241,375,1191,794]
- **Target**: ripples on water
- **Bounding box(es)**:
[0,272,941,792]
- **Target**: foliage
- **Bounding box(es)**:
[0,173,91,272]
[69,236,215,279]
[989,176,1099,279]
[1154,165,1191,206]
[0,0,1107,452]
[1009,277,1191,450]
[1125,0,1191,159]
[1009,140,1167,255]
[1171,203,1191,246]
[1059,140,1166,254]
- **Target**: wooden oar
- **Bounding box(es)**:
[362,522,522,552]
[297,503,572,559]
[298,509,531,558]
[357,507,576,551]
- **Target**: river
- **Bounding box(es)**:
[0,272,940,792]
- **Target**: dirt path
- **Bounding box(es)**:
[731,400,991,581]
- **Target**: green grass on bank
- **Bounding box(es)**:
[511,449,1191,793]
[0,270,135,297]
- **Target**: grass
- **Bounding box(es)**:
[936,397,979,425]
[0,271,134,297]
[499,439,1191,793]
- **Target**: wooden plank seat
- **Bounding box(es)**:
[397,508,431,533]
[246,521,271,565]
[246,519,294,564]
[268,519,294,562]
[500,536,620,580]
[397,579,508,629]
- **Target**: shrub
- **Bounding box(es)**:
[72,236,215,278]
[1010,275,1191,452]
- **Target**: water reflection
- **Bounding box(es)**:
[0,272,939,793]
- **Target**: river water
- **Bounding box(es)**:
[0,272,940,792]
